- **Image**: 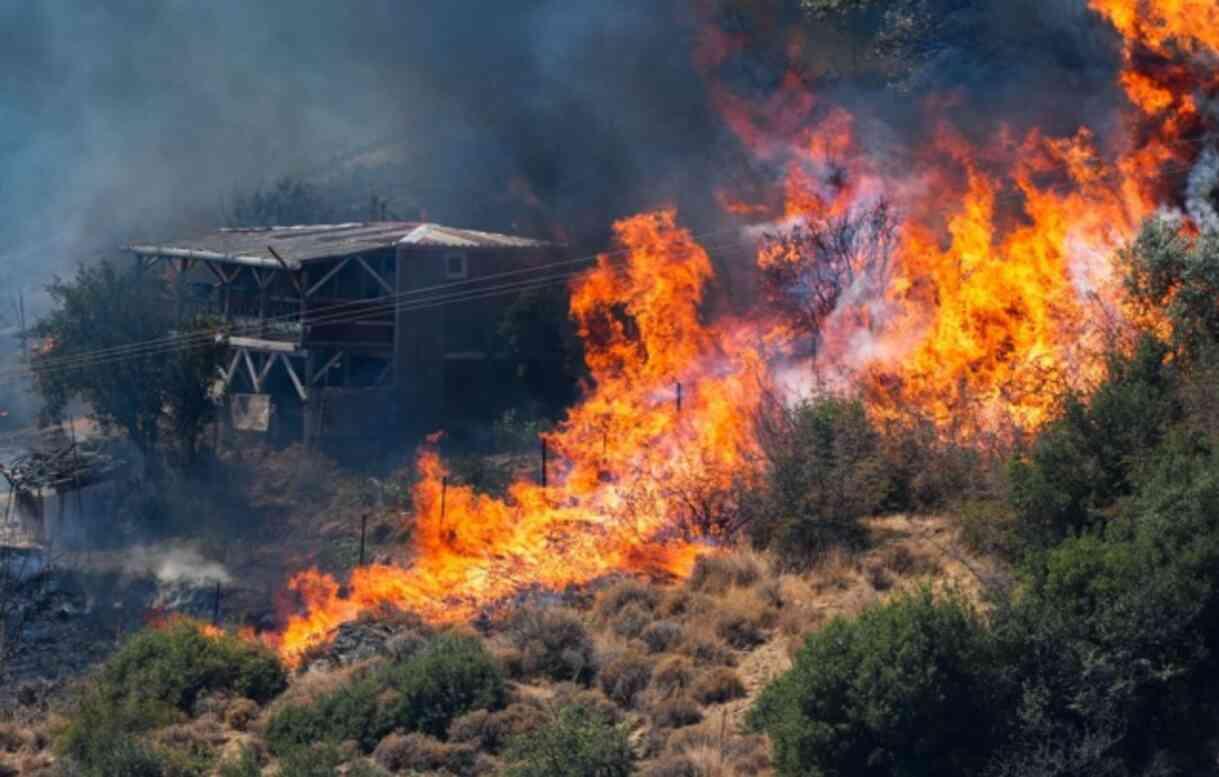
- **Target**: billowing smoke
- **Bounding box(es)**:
[1187,148,1219,233]
[0,0,734,313]
[121,545,231,588]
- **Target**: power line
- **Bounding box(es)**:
[5,229,752,384]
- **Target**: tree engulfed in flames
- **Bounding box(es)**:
[266,1,1219,660]
[705,0,1217,434]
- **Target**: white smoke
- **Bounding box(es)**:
[1187,147,1219,234]
[122,545,232,587]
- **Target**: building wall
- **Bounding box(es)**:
[394,245,562,426]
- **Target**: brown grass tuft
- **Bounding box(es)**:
[713,587,778,649]
[686,552,764,595]
[690,667,747,706]
[373,732,476,774]
[594,579,660,621]
[651,695,704,730]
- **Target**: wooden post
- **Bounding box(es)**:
[540,437,548,488]
[676,382,683,415]
[358,513,368,567]
[212,581,222,626]
[67,419,84,517]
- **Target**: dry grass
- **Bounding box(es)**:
[594,579,660,621]
[686,551,766,595]
[713,587,778,649]
[690,668,747,706]
[373,731,477,774]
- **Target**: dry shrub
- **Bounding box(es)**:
[640,620,685,654]
[261,662,366,723]
[865,560,894,591]
[372,732,476,774]
[597,650,654,708]
[611,601,654,641]
[678,621,736,667]
[653,655,697,697]
[641,754,700,777]
[885,545,940,578]
[713,588,777,649]
[667,720,771,777]
[657,589,716,620]
[448,703,546,753]
[0,726,29,754]
[690,668,746,705]
[505,606,597,684]
[224,697,260,732]
[595,579,660,621]
[151,714,227,759]
[547,683,624,724]
[652,696,703,730]
[686,552,764,595]
[809,546,863,593]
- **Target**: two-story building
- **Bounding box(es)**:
[128,221,560,447]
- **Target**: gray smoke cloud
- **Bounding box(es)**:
[0,1,726,314]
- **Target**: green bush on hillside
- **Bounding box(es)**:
[59,620,286,776]
[1007,336,1179,549]
[504,705,634,777]
[748,588,997,777]
[266,632,505,756]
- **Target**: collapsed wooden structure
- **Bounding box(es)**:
[0,442,124,495]
[128,222,558,446]
[0,438,127,548]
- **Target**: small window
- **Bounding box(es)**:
[445,252,468,280]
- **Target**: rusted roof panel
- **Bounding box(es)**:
[129,221,550,268]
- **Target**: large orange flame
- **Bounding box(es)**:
[264,2,1219,661]
[273,211,769,664]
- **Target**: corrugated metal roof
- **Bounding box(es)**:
[129,221,550,269]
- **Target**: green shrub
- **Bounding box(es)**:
[217,746,260,777]
[276,744,344,777]
[953,497,1021,558]
[1007,337,1178,549]
[991,438,1219,775]
[749,588,996,777]
[267,632,505,755]
[59,621,286,775]
[504,705,634,777]
[750,397,886,566]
